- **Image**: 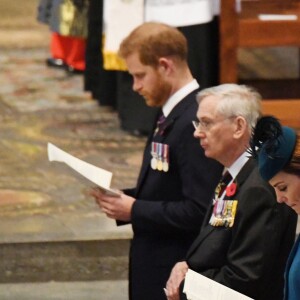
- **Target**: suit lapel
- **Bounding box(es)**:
[135,111,160,190]
[135,91,198,193]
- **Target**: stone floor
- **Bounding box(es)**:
[0,47,145,244]
[0,46,138,300]
[0,280,127,300]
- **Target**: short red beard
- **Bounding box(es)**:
[144,76,172,107]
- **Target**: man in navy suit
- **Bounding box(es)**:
[90,22,223,300]
[165,84,297,300]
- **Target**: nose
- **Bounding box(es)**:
[132,79,142,92]
[276,193,288,204]
[194,129,205,139]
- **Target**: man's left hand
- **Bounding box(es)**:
[90,188,135,221]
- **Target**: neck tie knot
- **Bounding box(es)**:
[215,171,233,198]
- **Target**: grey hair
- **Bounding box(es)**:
[196,84,262,132]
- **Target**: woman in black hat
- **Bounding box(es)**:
[250,116,300,300]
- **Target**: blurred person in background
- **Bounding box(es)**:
[37,0,88,74]
[84,0,119,109]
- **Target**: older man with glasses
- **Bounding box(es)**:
[165,83,297,300]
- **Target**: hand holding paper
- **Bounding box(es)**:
[183,269,253,300]
[47,143,135,221]
[91,187,135,222]
[166,261,189,300]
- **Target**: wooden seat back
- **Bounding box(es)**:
[220,0,300,128]
[220,0,300,83]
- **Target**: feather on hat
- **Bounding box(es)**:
[249,116,297,180]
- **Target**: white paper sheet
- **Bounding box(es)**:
[47,143,120,196]
[183,269,253,300]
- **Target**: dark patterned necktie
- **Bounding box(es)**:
[215,171,233,199]
[154,113,166,136]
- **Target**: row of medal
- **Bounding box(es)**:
[150,142,169,172]
[209,199,238,228]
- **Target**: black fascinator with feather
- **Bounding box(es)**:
[249,116,283,159]
[249,116,297,180]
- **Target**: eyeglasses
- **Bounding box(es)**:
[192,117,235,132]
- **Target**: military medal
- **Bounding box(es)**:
[151,142,158,170]
[151,142,170,172]
[162,144,169,172]
[157,160,163,171]
[224,200,238,227]
[209,199,238,227]
[156,143,163,171]
[151,157,158,170]
[209,175,238,227]
[155,143,161,171]
[162,161,169,172]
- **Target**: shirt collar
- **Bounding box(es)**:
[162,79,199,117]
[227,151,250,181]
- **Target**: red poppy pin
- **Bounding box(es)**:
[226,182,237,197]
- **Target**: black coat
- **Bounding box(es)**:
[184,159,297,300]
[123,90,223,300]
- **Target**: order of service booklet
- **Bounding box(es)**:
[183,269,253,300]
[47,142,120,196]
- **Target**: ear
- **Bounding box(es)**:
[232,116,248,139]
[158,57,173,75]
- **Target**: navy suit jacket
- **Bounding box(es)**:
[123,89,223,300]
[184,159,297,300]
